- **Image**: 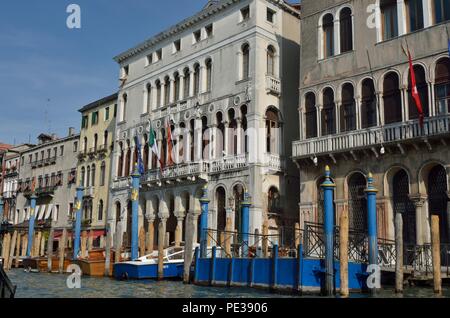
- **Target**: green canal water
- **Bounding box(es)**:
[6,269,450,298]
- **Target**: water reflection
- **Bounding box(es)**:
[7,269,450,298]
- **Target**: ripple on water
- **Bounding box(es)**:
[6,269,450,298]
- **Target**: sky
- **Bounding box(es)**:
[0,0,206,145]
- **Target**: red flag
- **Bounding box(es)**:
[166,119,174,166]
[31,176,36,192]
[407,48,424,128]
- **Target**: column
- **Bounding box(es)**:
[131,163,140,260]
[209,124,216,160]
[179,74,185,101]
[241,190,252,257]
[0,196,3,223]
[316,105,322,137]
[122,144,128,178]
[365,172,379,294]
[321,166,335,296]
[223,122,229,157]
[169,78,175,104]
[195,118,202,161]
[429,82,435,117]
[200,65,206,93]
[146,215,155,254]
[73,186,84,260]
[175,216,184,247]
[160,81,166,107]
[129,146,135,176]
[189,70,195,97]
[401,86,409,121]
[335,101,341,133]
[355,96,362,130]
[236,118,242,156]
[409,194,427,245]
[199,186,210,258]
[397,0,407,36]
[423,0,433,28]
[157,217,167,279]
[333,17,341,55]
[26,194,37,257]
[377,92,384,126]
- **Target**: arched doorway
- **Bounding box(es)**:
[347,173,367,232]
[392,170,416,245]
[233,184,245,239]
[216,187,226,232]
[427,165,449,243]
[166,194,177,246]
[267,187,282,240]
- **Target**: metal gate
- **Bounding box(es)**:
[348,173,367,232]
[428,165,449,244]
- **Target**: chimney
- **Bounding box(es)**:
[51,133,57,140]
[68,127,75,137]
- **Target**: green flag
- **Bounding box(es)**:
[149,123,160,162]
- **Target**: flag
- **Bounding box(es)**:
[149,121,163,170]
[166,118,174,166]
[31,176,36,192]
[405,47,424,128]
[134,135,145,175]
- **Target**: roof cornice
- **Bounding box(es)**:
[113,0,300,64]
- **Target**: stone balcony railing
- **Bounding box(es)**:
[292,114,450,159]
[266,75,281,96]
[210,154,248,174]
[263,153,284,172]
[84,186,94,198]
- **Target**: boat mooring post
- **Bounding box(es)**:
[131,163,141,261]
[321,166,335,296]
[199,185,210,258]
[73,186,84,260]
[431,215,442,294]
[365,172,378,294]
[26,194,37,257]
[241,190,251,258]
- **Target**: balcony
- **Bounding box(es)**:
[84,186,94,198]
[210,154,248,174]
[292,115,450,161]
[43,157,57,166]
[142,162,210,184]
[263,153,284,173]
[266,75,281,96]
[97,144,108,154]
[77,151,87,160]
[2,191,17,199]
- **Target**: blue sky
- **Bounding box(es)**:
[0,0,205,145]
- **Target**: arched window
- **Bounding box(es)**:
[340,83,356,132]
[383,72,402,124]
[433,0,450,24]
[146,83,152,112]
[322,88,336,135]
[241,105,248,154]
[183,68,190,99]
[91,164,96,187]
[174,72,180,102]
[305,92,317,139]
[406,0,423,32]
[361,79,377,128]
[339,8,353,53]
[86,166,91,187]
[381,0,398,40]
[83,137,88,153]
[206,59,212,92]
[242,44,250,80]
[80,167,85,187]
[93,133,98,151]
[202,116,209,160]
[216,112,225,158]
[216,187,226,232]
[194,64,200,95]
[392,170,416,245]
[164,76,170,105]
[266,108,280,153]
[267,46,275,76]
[189,119,195,162]
[117,142,123,177]
[155,80,162,107]
[115,202,121,224]
[408,64,429,119]
[348,173,367,231]
[427,165,449,243]
[121,93,127,122]
[268,187,281,215]
[98,200,104,222]
[125,141,131,177]
[435,58,450,114]
[100,161,106,186]
[323,14,334,58]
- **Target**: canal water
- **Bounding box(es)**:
[7,269,450,298]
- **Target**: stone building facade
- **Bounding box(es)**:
[293,0,450,247]
[15,130,79,232]
[77,94,117,246]
[109,0,301,253]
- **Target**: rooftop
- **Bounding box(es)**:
[78,93,118,113]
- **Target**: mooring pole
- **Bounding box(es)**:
[365,172,378,294]
[241,190,251,258]
[395,212,403,293]
[26,194,37,257]
[199,185,210,258]
[131,163,140,261]
[321,166,335,296]
[339,207,349,298]
[73,186,84,260]
[431,215,442,295]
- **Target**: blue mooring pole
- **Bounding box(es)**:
[73,186,84,260]
[321,165,335,296]
[365,172,378,294]
[131,164,141,260]
[241,190,251,257]
[199,185,210,258]
[26,194,38,257]
[0,196,4,223]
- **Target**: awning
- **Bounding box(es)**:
[34,205,41,220]
[37,205,46,220]
[45,204,53,220]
